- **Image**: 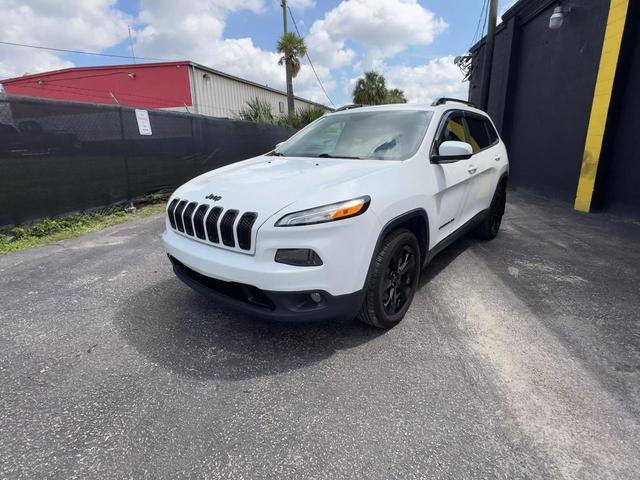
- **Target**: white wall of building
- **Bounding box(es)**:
[187,65,326,119]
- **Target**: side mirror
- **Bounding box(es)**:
[432,140,473,163]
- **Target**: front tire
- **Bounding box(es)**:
[476,182,506,240]
[358,229,420,329]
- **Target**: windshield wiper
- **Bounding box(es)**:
[269,151,285,156]
[317,153,362,159]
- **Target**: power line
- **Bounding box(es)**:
[0,40,169,62]
[480,0,492,42]
[287,7,335,107]
[9,70,141,85]
[471,0,488,47]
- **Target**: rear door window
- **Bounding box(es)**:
[464,116,491,153]
[485,119,499,144]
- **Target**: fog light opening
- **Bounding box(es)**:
[310,292,322,303]
[275,248,323,266]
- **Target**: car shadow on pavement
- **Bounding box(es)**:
[115,279,384,381]
[419,236,474,287]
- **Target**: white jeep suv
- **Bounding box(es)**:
[163,98,508,328]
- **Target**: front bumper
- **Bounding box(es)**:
[170,256,364,322]
[162,210,380,296]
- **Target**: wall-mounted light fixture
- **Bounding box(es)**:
[549,3,571,29]
[127,72,136,79]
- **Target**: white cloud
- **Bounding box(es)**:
[0,0,131,78]
[0,50,73,80]
[307,0,447,67]
[306,20,357,69]
[134,0,332,104]
[0,0,459,107]
[383,56,468,104]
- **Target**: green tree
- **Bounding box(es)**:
[352,71,387,105]
[385,88,407,104]
[238,97,275,124]
[277,32,308,116]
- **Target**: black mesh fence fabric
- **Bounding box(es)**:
[0,95,295,226]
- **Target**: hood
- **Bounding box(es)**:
[174,155,395,220]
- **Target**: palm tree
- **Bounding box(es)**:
[385,88,407,104]
[352,71,387,105]
[277,32,307,116]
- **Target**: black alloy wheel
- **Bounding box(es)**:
[477,182,506,240]
[358,229,420,329]
[381,244,417,316]
[489,186,506,236]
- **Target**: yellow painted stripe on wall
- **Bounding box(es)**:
[574,0,629,212]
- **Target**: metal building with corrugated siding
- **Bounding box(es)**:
[0,60,330,119]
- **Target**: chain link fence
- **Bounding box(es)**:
[0,95,295,226]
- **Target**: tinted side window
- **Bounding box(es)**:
[465,116,491,152]
[438,113,466,145]
[485,119,499,144]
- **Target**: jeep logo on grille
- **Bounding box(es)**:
[205,194,222,201]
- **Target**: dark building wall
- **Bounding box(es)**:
[594,0,640,215]
[470,0,620,205]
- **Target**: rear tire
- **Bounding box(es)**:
[476,182,506,240]
[357,229,420,329]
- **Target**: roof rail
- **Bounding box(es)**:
[431,97,477,108]
[335,104,363,111]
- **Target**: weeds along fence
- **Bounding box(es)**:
[0,95,295,226]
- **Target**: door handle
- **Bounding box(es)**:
[467,166,477,174]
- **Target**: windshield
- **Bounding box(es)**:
[274,110,433,161]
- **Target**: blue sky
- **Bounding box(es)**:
[1,0,516,106]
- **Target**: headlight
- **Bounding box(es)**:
[275,196,371,227]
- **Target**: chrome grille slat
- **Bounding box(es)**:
[167,198,179,229]
[220,210,239,247]
[168,199,257,251]
[183,202,198,236]
[237,212,258,250]
[205,206,223,243]
[193,204,209,239]
[174,200,188,232]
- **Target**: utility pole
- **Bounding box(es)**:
[480,0,498,111]
[128,25,136,64]
[282,0,288,34]
[281,0,294,116]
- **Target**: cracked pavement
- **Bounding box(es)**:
[1,190,639,479]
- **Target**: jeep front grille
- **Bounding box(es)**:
[167,199,258,251]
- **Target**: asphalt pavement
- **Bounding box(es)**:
[1,190,639,479]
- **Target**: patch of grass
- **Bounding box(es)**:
[0,195,169,255]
